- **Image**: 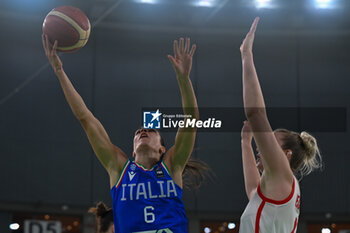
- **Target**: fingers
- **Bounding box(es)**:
[45,34,53,56]
[45,34,50,49]
[174,40,179,58]
[249,17,260,34]
[240,17,259,53]
[52,40,58,56]
[167,55,177,69]
[42,34,47,52]
[173,37,195,57]
[179,37,184,53]
[184,38,190,53]
[242,120,249,129]
[189,44,196,57]
[42,34,51,56]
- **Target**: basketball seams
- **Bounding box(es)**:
[48,10,90,51]
[49,11,88,38]
[44,15,80,46]
[55,6,90,30]
[57,38,89,52]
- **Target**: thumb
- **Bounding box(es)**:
[168,55,177,69]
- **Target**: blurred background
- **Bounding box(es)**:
[0,0,350,232]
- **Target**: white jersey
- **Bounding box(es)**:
[239,177,300,233]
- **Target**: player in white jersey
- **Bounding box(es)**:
[239,17,323,233]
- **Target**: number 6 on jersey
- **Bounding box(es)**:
[144,206,155,223]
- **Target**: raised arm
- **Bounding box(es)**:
[42,35,127,187]
[240,18,293,195]
[241,121,260,200]
[164,38,199,187]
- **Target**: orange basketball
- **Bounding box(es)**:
[42,6,91,53]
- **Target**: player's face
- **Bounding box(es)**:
[256,132,286,173]
[133,128,163,158]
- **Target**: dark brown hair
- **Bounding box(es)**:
[88,202,113,233]
[275,129,322,178]
[156,130,212,189]
[182,157,212,189]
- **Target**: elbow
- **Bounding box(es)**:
[245,108,266,120]
[76,113,87,122]
[76,110,93,122]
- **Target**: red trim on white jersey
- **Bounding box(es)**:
[255,201,266,233]
[240,177,300,233]
[254,178,296,233]
[291,217,298,233]
[257,178,295,205]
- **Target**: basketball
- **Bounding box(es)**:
[42,6,91,53]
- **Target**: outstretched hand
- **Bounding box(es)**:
[241,120,253,142]
[168,37,196,77]
[240,17,260,55]
[42,34,63,72]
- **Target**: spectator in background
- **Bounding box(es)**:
[89,202,114,233]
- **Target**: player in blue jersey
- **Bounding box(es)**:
[43,35,202,232]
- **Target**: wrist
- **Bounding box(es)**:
[54,67,64,75]
[241,51,253,59]
[176,74,190,84]
[176,74,189,79]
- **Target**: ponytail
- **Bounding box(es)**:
[299,131,322,176]
[182,157,213,190]
[275,129,323,179]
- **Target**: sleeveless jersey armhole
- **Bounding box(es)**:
[160,160,171,177]
[257,177,295,205]
[111,160,130,190]
[160,160,184,191]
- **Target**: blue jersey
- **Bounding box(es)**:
[111,159,188,233]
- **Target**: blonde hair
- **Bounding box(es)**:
[299,131,322,175]
[275,129,323,178]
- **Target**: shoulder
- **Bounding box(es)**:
[258,176,298,205]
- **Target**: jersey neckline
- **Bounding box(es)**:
[134,161,158,171]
